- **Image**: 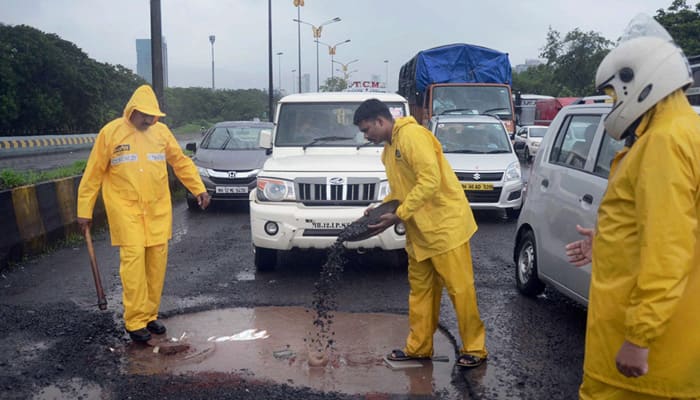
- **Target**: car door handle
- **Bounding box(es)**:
[581,194,593,204]
[541,179,549,188]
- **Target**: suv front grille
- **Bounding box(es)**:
[297,178,379,205]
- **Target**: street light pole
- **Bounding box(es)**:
[209,35,216,90]
[276,52,283,94]
[384,59,389,91]
[293,17,341,92]
[318,39,350,82]
[295,4,302,93]
[291,69,297,93]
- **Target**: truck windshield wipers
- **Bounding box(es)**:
[302,136,353,150]
[356,141,377,150]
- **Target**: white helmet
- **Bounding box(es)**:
[595,14,693,140]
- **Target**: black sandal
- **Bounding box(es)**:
[456,354,486,368]
[386,349,429,361]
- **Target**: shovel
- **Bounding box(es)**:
[84,229,108,310]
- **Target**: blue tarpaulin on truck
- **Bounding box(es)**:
[398,43,512,102]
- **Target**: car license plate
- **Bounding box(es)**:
[462,182,493,191]
[215,186,248,194]
[309,221,350,230]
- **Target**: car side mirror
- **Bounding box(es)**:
[185,142,196,152]
[259,129,272,149]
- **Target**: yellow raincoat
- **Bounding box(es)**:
[77,85,205,246]
[584,91,700,398]
[382,116,486,358]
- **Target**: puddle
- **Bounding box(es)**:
[32,378,106,400]
[123,306,460,397]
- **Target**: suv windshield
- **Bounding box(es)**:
[202,126,267,150]
[275,102,406,147]
[435,121,512,154]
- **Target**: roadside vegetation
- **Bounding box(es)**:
[0,160,87,190]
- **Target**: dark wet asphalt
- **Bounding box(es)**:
[0,185,587,399]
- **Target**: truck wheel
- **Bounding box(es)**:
[515,230,545,296]
[254,246,277,272]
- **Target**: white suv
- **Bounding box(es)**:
[250,92,410,271]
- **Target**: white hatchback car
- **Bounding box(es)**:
[513,125,548,162]
[429,114,523,219]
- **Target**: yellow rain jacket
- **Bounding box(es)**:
[77,85,205,247]
[382,116,477,261]
[586,91,700,397]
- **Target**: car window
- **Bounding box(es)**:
[435,121,511,153]
[593,132,625,178]
[528,126,547,138]
[549,115,601,170]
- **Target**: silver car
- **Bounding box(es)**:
[186,121,273,209]
[429,114,523,219]
[514,102,622,305]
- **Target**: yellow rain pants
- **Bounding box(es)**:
[120,244,168,332]
[405,241,487,358]
[580,374,699,400]
[381,116,485,358]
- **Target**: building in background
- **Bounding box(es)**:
[514,59,543,74]
[302,73,311,93]
[136,38,169,87]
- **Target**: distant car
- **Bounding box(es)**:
[428,114,523,219]
[513,125,548,162]
[185,121,273,209]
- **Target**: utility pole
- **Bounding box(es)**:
[209,35,216,90]
[150,0,164,109]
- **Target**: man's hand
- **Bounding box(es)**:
[367,212,401,233]
[77,217,92,236]
[196,192,211,210]
[565,225,594,267]
[615,340,649,378]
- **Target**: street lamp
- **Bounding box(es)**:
[317,39,350,81]
[209,35,216,90]
[384,59,389,91]
[291,69,297,93]
[332,58,358,80]
[293,16,341,91]
[276,52,283,94]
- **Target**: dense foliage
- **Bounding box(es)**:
[513,1,700,97]
[0,24,273,136]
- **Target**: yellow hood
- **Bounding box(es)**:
[123,85,166,120]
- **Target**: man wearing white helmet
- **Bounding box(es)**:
[565,14,700,399]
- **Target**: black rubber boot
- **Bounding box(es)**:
[146,320,166,335]
[127,328,152,342]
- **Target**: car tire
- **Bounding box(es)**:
[186,196,201,211]
[254,246,277,272]
[515,230,545,296]
[506,207,521,220]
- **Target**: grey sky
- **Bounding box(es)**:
[1,0,673,93]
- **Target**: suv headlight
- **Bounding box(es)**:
[256,178,296,201]
[505,161,521,182]
[378,180,391,200]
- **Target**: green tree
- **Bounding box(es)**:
[655,1,700,56]
[320,76,348,92]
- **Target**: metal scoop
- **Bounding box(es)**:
[338,200,399,242]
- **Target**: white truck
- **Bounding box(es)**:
[250,92,410,271]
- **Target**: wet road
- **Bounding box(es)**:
[0,189,586,399]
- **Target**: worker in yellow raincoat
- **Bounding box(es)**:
[353,99,488,368]
[77,85,210,343]
[565,15,700,399]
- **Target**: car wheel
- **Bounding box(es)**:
[515,230,545,296]
[254,246,277,272]
[186,196,201,211]
[506,207,521,220]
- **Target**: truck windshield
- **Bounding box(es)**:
[275,102,406,147]
[432,86,513,120]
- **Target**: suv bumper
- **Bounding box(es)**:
[250,199,406,251]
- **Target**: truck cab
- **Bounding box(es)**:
[250,92,410,271]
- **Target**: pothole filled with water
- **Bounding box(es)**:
[123,306,459,396]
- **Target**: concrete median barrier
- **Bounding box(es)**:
[0,134,97,157]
